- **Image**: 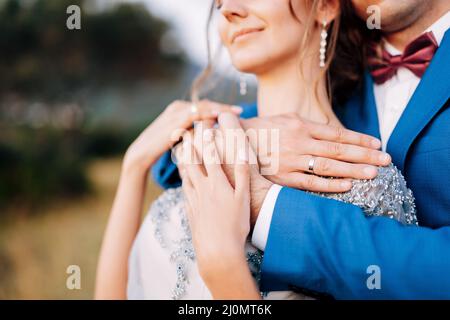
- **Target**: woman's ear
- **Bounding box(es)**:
[316,0,340,25]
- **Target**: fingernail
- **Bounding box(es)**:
[231,106,243,114]
[371,139,381,149]
[379,153,391,163]
[341,181,352,189]
[364,166,377,178]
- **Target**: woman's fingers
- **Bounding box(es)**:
[166,100,242,142]
[234,150,250,197]
[218,113,258,168]
[186,100,243,123]
[176,130,193,165]
[191,122,221,178]
[180,166,195,217]
[201,128,229,182]
[182,137,206,186]
[217,113,252,196]
[217,112,245,130]
[200,100,243,116]
[179,164,193,190]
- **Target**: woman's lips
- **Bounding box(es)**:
[231,27,264,44]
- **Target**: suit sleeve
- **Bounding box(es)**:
[260,187,450,299]
[151,151,181,189]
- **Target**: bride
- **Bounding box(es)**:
[95,0,417,300]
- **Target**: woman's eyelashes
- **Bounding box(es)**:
[215,0,223,10]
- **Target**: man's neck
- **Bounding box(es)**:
[385,4,449,51]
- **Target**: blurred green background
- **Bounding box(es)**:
[0,0,255,299]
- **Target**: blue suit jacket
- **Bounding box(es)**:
[152,30,450,299]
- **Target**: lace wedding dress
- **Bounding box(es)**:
[127,163,417,300]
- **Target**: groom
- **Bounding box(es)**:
[153,0,450,299]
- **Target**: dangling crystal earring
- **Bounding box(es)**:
[319,20,328,68]
[239,74,247,96]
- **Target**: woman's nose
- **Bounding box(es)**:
[220,0,248,22]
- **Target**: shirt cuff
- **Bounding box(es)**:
[251,184,282,251]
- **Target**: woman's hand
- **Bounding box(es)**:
[123,100,242,175]
[179,124,261,300]
[95,101,241,299]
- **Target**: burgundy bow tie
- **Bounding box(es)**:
[368,31,439,85]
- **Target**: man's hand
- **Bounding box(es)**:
[241,113,391,193]
[191,112,391,228]
[248,172,272,227]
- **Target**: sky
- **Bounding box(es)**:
[92,0,253,83]
[142,0,216,65]
[95,0,220,66]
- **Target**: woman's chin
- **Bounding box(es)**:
[232,59,268,75]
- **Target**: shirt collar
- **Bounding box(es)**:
[384,10,450,55]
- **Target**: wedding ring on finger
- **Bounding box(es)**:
[308,156,317,174]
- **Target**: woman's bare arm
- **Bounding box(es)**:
[94,158,148,299]
[94,101,242,299]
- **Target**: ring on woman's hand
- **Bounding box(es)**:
[190,103,199,115]
[308,156,317,174]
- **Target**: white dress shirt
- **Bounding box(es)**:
[251,11,450,251]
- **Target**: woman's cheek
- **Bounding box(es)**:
[218,22,229,48]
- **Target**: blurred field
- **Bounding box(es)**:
[0,157,162,299]
[0,0,256,300]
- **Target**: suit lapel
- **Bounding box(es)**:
[337,73,381,140]
[362,72,381,140]
[386,30,450,172]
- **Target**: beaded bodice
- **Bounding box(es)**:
[148,163,417,299]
